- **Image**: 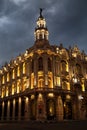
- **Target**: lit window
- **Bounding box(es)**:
[48,72,53,88]
[12,84,15,95]
[7,73,10,82]
[17,66,20,76]
[2,87,5,98]
[56,76,61,86]
[6,87,9,97]
[12,69,15,79]
[17,80,21,93]
[23,62,26,74]
[2,76,5,84]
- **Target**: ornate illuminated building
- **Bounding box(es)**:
[0,9,87,121]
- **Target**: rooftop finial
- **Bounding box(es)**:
[40,8,43,17]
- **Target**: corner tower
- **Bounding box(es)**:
[34,9,50,48]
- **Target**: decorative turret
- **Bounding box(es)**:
[34,8,49,42]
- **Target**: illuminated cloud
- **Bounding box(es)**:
[0,16,11,27]
[0,0,87,66]
[10,0,27,6]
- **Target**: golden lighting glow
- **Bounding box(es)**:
[66,63,69,72]
[38,71,44,88]
[2,76,4,84]
[12,84,15,95]
[17,66,20,77]
[72,53,77,57]
[56,47,59,53]
[78,95,83,100]
[3,67,7,71]
[66,95,71,99]
[8,100,10,108]
[85,56,87,61]
[13,99,15,106]
[67,82,70,90]
[2,87,5,98]
[73,77,78,83]
[6,87,9,97]
[19,97,21,104]
[17,80,21,93]
[23,62,26,74]
[48,72,53,88]
[48,93,54,97]
[31,73,34,89]
[38,93,43,101]
[37,49,44,55]
[31,95,35,99]
[56,76,61,86]
[12,69,15,79]
[7,73,10,82]
[18,56,21,61]
[45,74,48,85]
[82,84,85,92]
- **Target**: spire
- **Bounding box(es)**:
[34,9,49,42]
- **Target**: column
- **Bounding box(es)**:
[12,99,15,120]
[56,96,63,121]
[7,100,10,120]
[25,97,29,120]
[18,97,21,120]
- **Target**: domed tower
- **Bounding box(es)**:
[34,8,50,48]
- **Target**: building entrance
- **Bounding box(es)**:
[64,101,72,119]
[30,100,36,120]
[46,99,56,120]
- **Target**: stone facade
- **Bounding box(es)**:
[0,10,87,121]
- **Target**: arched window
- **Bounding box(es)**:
[61,60,67,72]
[6,86,9,97]
[17,66,20,77]
[12,69,15,79]
[76,64,81,74]
[23,62,26,74]
[38,57,43,71]
[12,83,15,95]
[62,81,67,90]
[7,73,10,82]
[48,58,51,71]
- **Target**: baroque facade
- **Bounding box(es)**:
[0,10,87,121]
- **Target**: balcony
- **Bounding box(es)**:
[0,87,75,101]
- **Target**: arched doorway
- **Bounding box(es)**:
[4,102,7,120]
[10,100,13,120]
[46,99,56,120]
[21,99,25,120]
[30,99,36,120]
[63,101,72,120]
[15,99,18,120]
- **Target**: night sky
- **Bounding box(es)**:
[0,0,87,66]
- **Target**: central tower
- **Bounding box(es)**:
[34,9,50,48]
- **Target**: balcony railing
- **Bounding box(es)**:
[0,87,76,101]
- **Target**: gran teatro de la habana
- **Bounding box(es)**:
[0,9,87,121]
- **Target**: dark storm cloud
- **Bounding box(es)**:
[0,0,87,66]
